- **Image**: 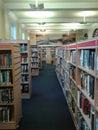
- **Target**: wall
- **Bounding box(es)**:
[4,9,11,39]
[16,23,22,39]
[0,0,24,40]
[0,7,4,39]
[30,34,36,44]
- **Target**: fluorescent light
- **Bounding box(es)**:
[64,23,81,27]
[77,11,96,17]
[26,11,54,18]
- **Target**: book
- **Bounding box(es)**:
[89,50,95,70]
[89,76,94,99]
[90,105,94,130]
[80,50,84,66]
[21,44,24,52]
[96,118,98,130]
[83,50,90,69]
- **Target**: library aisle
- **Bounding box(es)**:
[17,64,76,130]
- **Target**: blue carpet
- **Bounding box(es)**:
[17,64,76,130]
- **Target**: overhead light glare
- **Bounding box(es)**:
[78,11,96,17]
[26,11,54,18]
[64,23,81,26]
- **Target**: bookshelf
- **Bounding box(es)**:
[19,40,31,99]
[55,38,98,130]
[31,45,39,76]
[0,40,32,99]
[38,47,42,69]
[51,46,56,65]
[39,46,56,66]
[0,43,22,130]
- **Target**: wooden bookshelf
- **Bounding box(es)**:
[0,40,32,99]
[18,40,31,99]
[31,45,39,76]
[0,43,22,130]
[55,38,98,130]
[38,47,42,69]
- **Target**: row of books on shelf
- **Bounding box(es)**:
[31,53,38,57]
[64,72,69,83]
[80,49,95,70]
[69,80,77,99]
[65,90,93,130]
[21,84,29,93]
[31,63,39,68]
[70,50,76,65]
[31,48,38,52]
[78,91,91,115]
[80,71,94,99]
[69,49,95,71]
[21,75,28,82]
[77,91,95,130]
[31,58,39,62]
[65,89,98,130]
[21,65,28,73]
[0,106,12,122]
[56,67,98,130]
[21,44,28,52]
[21,56,28,63]
[56,48,65,58]
[78,112,90,130]
[56,67,95,130]
[0,88,13,103]
[0,53,12,68]
[57,48,96,71]
[69,65,76,81]
[68,66,94,100]
[60,64,95,101]
[0,70,12,84]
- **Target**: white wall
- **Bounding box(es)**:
[0,7,4,39]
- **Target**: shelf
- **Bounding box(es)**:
[31,45,39,76]
[0,121,17,130]
[19,40,31,99]
[78,65,95,77]
[78,85,94,106]
[55,39,98,130]
[77,107,91,130]
[0,42,22,130]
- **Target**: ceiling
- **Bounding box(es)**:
[1,0,98,35]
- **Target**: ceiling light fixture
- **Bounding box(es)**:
[40,29,46,32]
[38,22,46,25]
[29,0,44,10]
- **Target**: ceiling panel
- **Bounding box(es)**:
[2,0,98,35]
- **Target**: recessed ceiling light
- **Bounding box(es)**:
[26,11,54,18]
[77,11,96,17]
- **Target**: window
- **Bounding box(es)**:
[27,35,30,40]
[10,22,16,40]
[22,32,25,40]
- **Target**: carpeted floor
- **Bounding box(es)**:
[17,64,76,130]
